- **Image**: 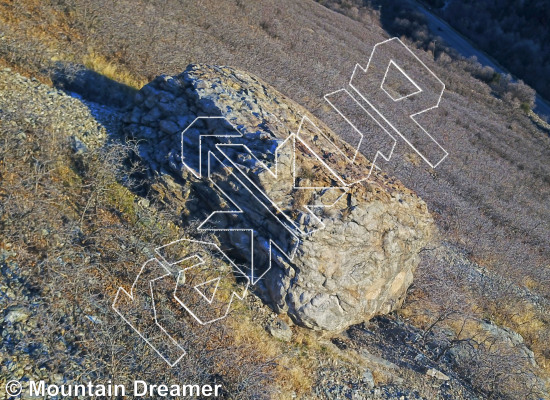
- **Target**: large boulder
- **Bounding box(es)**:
[123,64,434,332]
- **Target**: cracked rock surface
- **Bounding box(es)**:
[124,64,435,332]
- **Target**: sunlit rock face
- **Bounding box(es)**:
[124,64,434,332]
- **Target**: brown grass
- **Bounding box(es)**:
[83,52,147,89]
[1,0,549,396]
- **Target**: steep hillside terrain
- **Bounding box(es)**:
[1,0,550,399]
[423,0,550,101]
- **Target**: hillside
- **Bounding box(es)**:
[1,0,550,399]
[423,0,550,102]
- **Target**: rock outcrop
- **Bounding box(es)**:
[123,64,434,332]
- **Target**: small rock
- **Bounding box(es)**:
[5,307,30,324]
[362,369,375,389]
[70,135,88,154]
[159,119,180,135]
[138,198,151,208]
[268,318,292,342]
[426,367,450,381]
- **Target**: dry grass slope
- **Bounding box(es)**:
[1,0,549,398]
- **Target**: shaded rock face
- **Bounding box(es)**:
[123,64,434,332]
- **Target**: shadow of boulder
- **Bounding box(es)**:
[51,62,137,109]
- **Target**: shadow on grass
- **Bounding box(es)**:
[51,62,137,110]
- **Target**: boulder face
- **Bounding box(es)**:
[123,64,434,332]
